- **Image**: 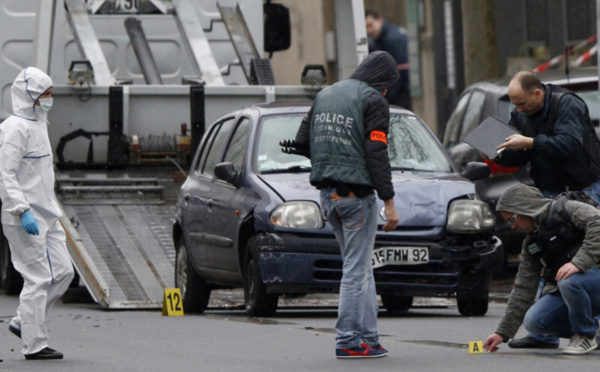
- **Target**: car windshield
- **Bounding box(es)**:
[255,112,453,174]
[255,114,312,174]
[388,114,453,172]
[498,97,514,123]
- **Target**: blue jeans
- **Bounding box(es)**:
[582,178,600,205]
[530,181,600,344]
[523,266,600,339]
[542,178,600,204]
[320,189,379,349]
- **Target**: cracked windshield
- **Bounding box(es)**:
[256,113,452,174]
[256,114,311,173]
[387,114,452,172]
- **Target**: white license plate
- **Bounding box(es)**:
[371,247,429,268]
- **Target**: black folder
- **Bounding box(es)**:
[462,116,520,159]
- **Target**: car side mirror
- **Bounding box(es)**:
[214,162,241,187]
[460,162,490,181]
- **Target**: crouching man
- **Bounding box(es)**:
[484,184,600,354]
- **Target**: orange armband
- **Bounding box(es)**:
[370,130,387,144]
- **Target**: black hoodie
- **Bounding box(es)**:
[349,51,399,93]
[295,51,399,200]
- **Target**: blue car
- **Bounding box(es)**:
[173,103,503,317]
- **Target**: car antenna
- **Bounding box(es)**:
[564,46,570,82]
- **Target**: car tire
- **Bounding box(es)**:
[457,291,489,316]
[0,234,23,295]
[244,244,278,317]
[174,236,211,313]
[381,295,413,314]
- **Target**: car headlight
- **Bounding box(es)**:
[270,201,324,229]
[446,200,495,233]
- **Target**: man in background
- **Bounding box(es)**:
[365,9,412,110]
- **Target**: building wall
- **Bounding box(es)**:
[269,0,327,85]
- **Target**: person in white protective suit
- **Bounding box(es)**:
[0,67,74,360]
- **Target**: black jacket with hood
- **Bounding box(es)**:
[294,51,399,200]
[495,84,600,192]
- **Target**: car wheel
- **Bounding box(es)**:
[0,234,23,295]
[244,248,278,317]
[381,295,413,314]
[174,236,211,313]
[457,291,489,316]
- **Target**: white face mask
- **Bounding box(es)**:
[37,97,53,113]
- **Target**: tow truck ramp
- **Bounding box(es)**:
[57,176,176,309]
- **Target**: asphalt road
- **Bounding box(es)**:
[0,291,598,372]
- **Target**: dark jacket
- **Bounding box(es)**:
[494,184,600,340]
[369,21,411,110]
[295,51,399,200]
[305,79,378,188]
[496,84,600,192]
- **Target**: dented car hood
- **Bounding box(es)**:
[258,171,476,227]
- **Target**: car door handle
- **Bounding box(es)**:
[207,199,213,208]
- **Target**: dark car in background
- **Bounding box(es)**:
[441,67,600,255]
[173,102,503,318]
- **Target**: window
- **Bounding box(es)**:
[442,92,471,147]
[255,114,311,173]
[566,1,593,41]
[195,124,219,174]
[223,117,251,172]
[200,118,235,176]
[459,90,486,140]
[388,114,453,172]
[572,89,600,122]
[525,0,547,43]
[498,97,515,123]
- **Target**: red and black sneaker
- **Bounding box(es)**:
[336,343,388,359]
[369,343,388,353]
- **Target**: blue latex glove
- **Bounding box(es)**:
[21,211,39,235]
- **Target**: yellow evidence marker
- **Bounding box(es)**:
[162,288,184,316]
[468,341,484,354]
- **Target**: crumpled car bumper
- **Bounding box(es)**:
[255,232,503,297]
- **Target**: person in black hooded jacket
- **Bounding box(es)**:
[289,51,400,359]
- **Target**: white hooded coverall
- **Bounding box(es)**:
[0,67,74,355]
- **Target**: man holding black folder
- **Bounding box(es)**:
[495,71,600,201]
[492,71,600,349]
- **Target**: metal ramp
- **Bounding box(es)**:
[218,3,275,84]
[57,175,175,309]
[64,0,113,85]
[57,177,165,205]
